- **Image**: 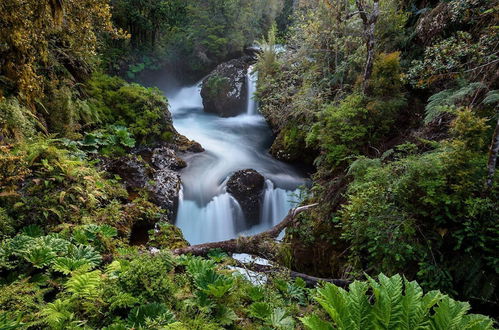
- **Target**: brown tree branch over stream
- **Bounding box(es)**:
[172,203,352,286]
[172,203,318,261]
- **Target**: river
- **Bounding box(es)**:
[143,67,306,245]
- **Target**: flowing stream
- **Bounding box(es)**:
[144,67,306,245]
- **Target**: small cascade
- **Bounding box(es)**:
[176,190,244,245]
[168,83,203,112]
[260,180,298,226]
[246,65,258,115]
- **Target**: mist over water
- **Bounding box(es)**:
[143,68,306,245]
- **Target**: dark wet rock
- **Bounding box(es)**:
[200,56,253,117]
[147,169,181,214]
[416,2,451,45]
[103,156,151,190]
[151,146,187,171]
[102,148,183,218]
[176,134,205,153]
[227,169,265,223]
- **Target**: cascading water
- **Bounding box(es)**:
[142,66,306,244]
[246,65,258,116]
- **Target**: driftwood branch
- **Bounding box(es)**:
[172,204,318,261]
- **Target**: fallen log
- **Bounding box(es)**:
[172,203,318,261]
[234,261,351,288]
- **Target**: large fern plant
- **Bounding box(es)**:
[301,274,495,330]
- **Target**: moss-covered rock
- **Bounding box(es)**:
[147,222,189,250]
[200,57,253,117]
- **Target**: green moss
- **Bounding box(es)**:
[86,73,176,145]
[203,75,230,98]
[0,97,36,142]
[148,222,189,250]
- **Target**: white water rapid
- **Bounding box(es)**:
[142,67,306,245]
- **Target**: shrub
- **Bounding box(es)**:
[340,110,498,301]
[203,75,230,99]
[104,253,177,305]
[0,139,127,229]
[0,97,36,141]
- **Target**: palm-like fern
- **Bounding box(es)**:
[67,244,102,267]
[51,256,92,274]
[24,246,56,268]
[301,274,494,330]
[424,82,485,124]
[40,299,75,329]
[126,303,175,328]
[65,270,101,299]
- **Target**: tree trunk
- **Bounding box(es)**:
[355,0,379,94]
[172,204,318,261]
[486,117,499,189]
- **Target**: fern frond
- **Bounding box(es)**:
[127,303,174,328]
[300,314,334,330]
[369,273,404,329]
[40,299,74,329]
[269,308,295,330]
[67,245,101,267]
[424,82,485,124]
[482,90,499,105]
[65,270,101,299]
[346,281,372,329]
[430,296,470,330]
[314,282,350,329]
[52,256,92,274]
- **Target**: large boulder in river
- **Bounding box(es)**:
[200,56,252,117]
[227,169,265,223]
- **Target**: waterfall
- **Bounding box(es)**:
[176,190,244,245]
[146,65,306,246]
[168,83,203,112]
[246,65,258,115]
[260,180,299,226]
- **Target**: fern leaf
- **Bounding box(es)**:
[65,270,101,299]
[430,296,470,330]
[248,302,272,321]
[346,281,372,329]
[315,282,350,329]
[459,314,494,330]
[41,299,74,329]
[482,90,499,105]
[67,244,101,267]
[300,314,334,330]
[52,257,91,274]
[369,273,404,329]
[269,308,295,330]
[127,303,174,328]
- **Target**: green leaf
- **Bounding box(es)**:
[269,308,295,330]
[248,302,272,321]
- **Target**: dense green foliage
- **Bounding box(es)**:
[0,0,497,327]
[106,0,285,77]
[256,0,498,313]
